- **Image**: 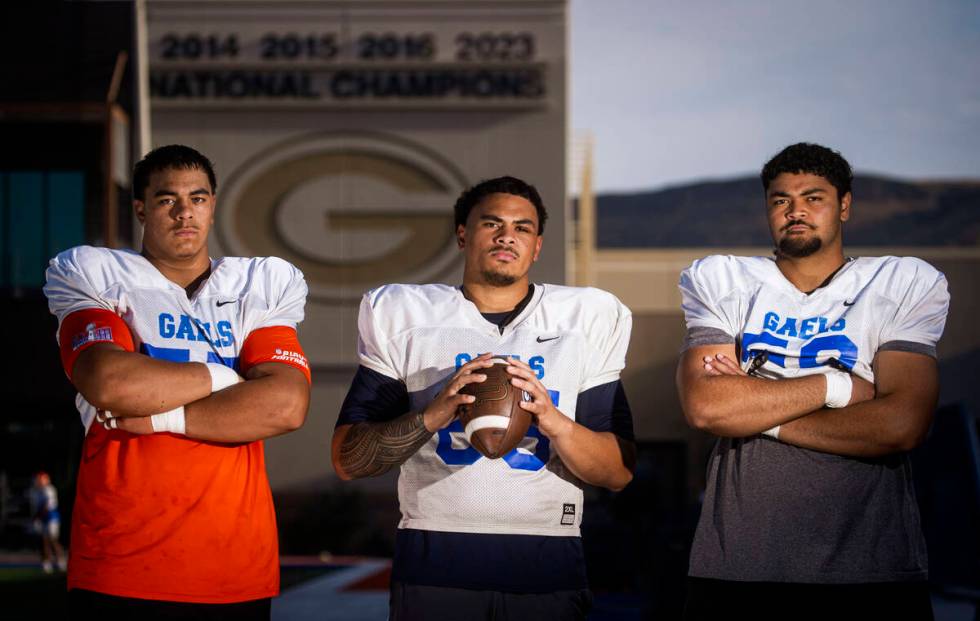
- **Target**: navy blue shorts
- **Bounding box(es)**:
[390,580,592,621]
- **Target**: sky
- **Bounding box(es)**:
[570,0,980,193]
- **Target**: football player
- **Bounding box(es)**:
[44,145,311,620]
[332,176,636,621]
[676,143,948,619]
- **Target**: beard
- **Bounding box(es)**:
[481,268,519,286]
[776,234,822,258]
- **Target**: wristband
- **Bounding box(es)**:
[150,406,186,435]
[824,371,852,409]
[762,426,781,439]
[206,363,242,393]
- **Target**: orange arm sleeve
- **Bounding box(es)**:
[239,326,311,383]
[58,309,135,380]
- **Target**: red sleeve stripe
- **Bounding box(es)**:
[240,326,311,383]
[58,309,135,380]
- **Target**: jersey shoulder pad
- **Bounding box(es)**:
[252,255,302,279]
[215,255,305,294]
[249,255,304,288]
[858,255,945,299]
[362,283,459,336]
[538,284,631,353]
[51,245,120,272]
[365,283,457,313]
[48,246,146,290]
[682,254,766,299]
[540,283,629,318]
[877,255,942,281]
[51,244,107,268]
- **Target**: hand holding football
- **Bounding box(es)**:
[457,359,532,459]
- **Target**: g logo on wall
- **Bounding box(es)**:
[216,132,468,302]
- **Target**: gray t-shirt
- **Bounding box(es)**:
[678,255,949,583]
[689,435,928,583]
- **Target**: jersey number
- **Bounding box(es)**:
[141,343,239,370]
[435,390,558,471]
[740,332,858,370]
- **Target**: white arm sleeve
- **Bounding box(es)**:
[678,256,740,348]
[356,288,401,380]
[581,295,633,392]
[879,260,949,354]
[250,258,308,331]
[44,249,113,329]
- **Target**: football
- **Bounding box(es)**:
[457,359,532,459]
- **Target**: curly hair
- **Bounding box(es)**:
[133,145,217,201]
[453,176,547,234]
[761,143,853,199]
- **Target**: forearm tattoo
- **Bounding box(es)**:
[339,412,433,478]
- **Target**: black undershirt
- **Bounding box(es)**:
[462,283,535,333]
[803,258,853,295]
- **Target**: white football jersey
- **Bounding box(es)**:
[44,246,307,431]
[679,255,949,382]
[358,283,632,537]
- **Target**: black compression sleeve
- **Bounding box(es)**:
[337,365,410,426]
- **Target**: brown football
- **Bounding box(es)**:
[457,360,532,459]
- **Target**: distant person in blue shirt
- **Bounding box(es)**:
[30,471,66,574]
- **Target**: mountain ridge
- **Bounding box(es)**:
[594,175,980,247]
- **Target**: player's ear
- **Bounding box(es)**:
[133,200,146,225]
[456,223,466,249]
[839,191,852,223]
[532,235,543,262]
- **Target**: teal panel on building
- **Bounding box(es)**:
[1,171,86,288]
[7,172,44,288]
[47,172,86,255]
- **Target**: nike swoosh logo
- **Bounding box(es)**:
[536,336,560,343]
[843,300,855,306]
[216,299,238,307]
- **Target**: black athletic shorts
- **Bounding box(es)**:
[68,589,271,621]
[390,580,592,621]
[684,577,934,621]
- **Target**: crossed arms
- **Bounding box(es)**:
[677,343,939,458]
[73,342,310,442]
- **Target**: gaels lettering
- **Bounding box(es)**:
[742,311,857,371]
[454,352,545,379]
[762,311,845,339]
[158,313,234,347]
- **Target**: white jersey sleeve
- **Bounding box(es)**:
[247,258,308,331]
[678,255,743,347]
[45,247,130,433]
[581,290,632,392]
[44,247,116,325]
[356,286,401,380]
[878,257,949,352]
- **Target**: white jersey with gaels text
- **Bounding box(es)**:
[44,246,307,431]
[358,283,631,537]
[679,255,949,381]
